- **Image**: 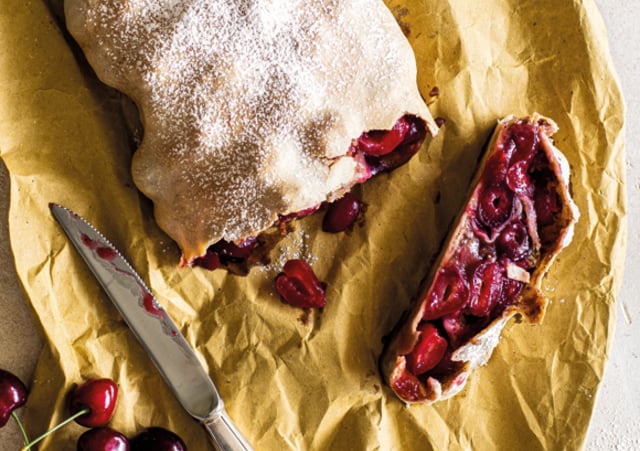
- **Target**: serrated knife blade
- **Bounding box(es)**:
[49,203,252,451]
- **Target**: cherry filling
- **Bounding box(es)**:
[193,114,428,272]
[393,119,566,402]
[275,259,326,309]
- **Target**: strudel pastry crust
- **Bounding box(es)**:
[381,114,579,403]
[64,0,437,262]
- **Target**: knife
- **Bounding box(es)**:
[49,203,253,451]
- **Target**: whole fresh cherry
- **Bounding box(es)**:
[69,378,118,428]
[78,427,130,451]
[0,369,28,428]
[130,427,187,451]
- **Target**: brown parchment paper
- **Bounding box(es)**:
[0,0,626,449]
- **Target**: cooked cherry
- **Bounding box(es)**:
[391,368,426,403]
[442,312,466,347]
[211,237,257,260]
[365,115,427,174]
[510,122,538,164]
[0,369,28,428]
[422,266,468,320]
[497,222,531,261]
[500,278,524,306]
[275,259,326,308]
[192,249,221,271]
[322,192,362,233]
[407,323,448,376]
[69,378,118,428]
[506,160,534,197]
[534,185,561,227]
[468,262,503,317]
[78,427,130,451]
[477,183,514,228]
[485,138,515,183]
[358,116,410,156]
[130,427,186,451]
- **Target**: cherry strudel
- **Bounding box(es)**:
[380,114,579,403]
[64,0,438,266]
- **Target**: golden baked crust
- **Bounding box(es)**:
[64,0,437,262]
[381,114,579,404]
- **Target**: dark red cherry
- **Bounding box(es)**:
[0,369,28,428]
[130,427,186,451]
[322,192,362,233]
[77,427,130,451]
[477,183,514,228]
[510,123,539,164]
[364,115,427,174]
[499,278,524,306]
[211,237,257,261]
[69,378,118,428]
[358,116,410,156]
[497,222,531,261]
[391,366,426,403]
[506,160,533,197]
[468,262,503,317]
[275,259,326,309]
[192,249,221,271]
[534,185,561,227]
[407,323,448,376]
[422,266,469,320]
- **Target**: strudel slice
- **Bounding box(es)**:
[381,114,579,403]
[64,0,438,265]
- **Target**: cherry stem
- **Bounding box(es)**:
[11,410,30,445]
[21,407,90,450]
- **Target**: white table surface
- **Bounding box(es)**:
[585,1,640,450]
[0,1,637,449]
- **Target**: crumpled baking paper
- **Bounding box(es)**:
[0,0,625,449]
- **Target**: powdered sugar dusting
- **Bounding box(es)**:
[65,0,432,260]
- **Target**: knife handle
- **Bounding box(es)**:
[203,408,254,451]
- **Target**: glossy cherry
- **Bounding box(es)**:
[391,366,426,403]
[322,192,362,233]
[497,222,531,261]
[0,369,28,428]
[365,115,427,174]
[69,378,118,428]
[422,266,468,320]
[468,262,503,317]
[77,427,130,451]
[130,427,186,451]
[534,185,561,227]
[275,259,326,309]
[358,116,410,156]
[477,183,514,229]
[407,323,448,376]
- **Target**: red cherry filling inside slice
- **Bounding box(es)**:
[389,117,570,402]
[407,323,448,376]
[477,183,513,228]
[422,266,469,320]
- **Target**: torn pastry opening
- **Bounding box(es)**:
[381,114,579,404]
[189,113,431,274]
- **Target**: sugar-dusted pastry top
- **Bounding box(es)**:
[64,0,437,262]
